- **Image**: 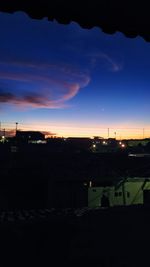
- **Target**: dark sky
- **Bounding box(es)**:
[0,11,150,138]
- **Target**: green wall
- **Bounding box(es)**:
[88,179,150,207]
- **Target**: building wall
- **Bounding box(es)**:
[88,179,150,207]
[88,186,114,207]
[127,140,150,147]
[124,180,150,205]
[113,187,124,206]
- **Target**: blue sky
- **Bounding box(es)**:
[0,11,150,138]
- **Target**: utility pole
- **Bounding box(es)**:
[15,122,18,136]
[108,128,109,139]
[143,128,145,139]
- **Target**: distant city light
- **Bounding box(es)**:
[93,144,96,148]
[121,144,125,148]
[102,141,107,145]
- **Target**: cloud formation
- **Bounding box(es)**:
[89,52,123,72]
[0,61,90,108]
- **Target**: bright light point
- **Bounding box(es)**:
[121,144,125,148]
[102,140,107,145]
[93,144,96,148]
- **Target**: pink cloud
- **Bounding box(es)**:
[0,61,90,108]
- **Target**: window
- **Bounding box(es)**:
[115,192,122,197]
[127,192,130,198]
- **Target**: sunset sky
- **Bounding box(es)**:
[0,11,150,139]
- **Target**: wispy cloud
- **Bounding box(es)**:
[0,61,90,108]
[89,52,123,72]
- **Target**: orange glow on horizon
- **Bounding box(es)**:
[2,122,150,140]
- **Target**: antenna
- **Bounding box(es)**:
[15,122,18,136]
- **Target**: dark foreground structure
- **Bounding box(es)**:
[0,145,150,266]
[1,0,150,41]
[0,205,150,267]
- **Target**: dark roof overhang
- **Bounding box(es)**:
[0,0,150,41]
